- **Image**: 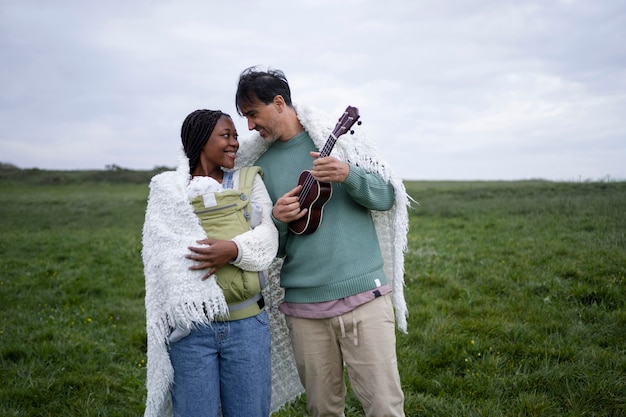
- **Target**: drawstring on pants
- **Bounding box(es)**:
[338,315,359,347]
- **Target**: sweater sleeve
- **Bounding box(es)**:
[272,214,290,259]
[231,174,279,271]
[342,164,396,211]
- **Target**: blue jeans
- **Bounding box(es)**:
[168,311,271,417]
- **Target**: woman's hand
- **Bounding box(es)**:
[186,239,238,280]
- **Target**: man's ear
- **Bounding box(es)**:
[273,95,286,112]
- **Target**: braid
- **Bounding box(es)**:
[181,109,228,174]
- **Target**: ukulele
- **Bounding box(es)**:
[289,106,361,235]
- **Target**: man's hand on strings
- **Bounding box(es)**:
[272,184,307,223]
[310,152,350,183]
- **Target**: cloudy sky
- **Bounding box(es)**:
[1,0,624,181]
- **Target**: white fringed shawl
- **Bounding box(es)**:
[235,103,411,333]
[142,152,230,417]
[142,152,303,416]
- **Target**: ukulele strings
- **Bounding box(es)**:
[298,110,352,205]
[298,131,339,204]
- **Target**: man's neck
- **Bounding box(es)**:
[278,109,304,142]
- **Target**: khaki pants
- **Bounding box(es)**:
[285,294,405,417]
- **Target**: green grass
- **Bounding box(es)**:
[0,180,149,417]
[402,180,626,417]
[1,173,625,416]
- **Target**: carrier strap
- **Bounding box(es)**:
[228,292,264,311]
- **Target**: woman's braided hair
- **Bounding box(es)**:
[181,109,229,174]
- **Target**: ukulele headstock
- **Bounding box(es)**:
[332,106,361,138]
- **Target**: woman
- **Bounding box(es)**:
[142,109,278,417]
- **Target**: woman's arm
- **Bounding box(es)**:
[231,174,279,271]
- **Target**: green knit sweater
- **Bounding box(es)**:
[255,131,395,303]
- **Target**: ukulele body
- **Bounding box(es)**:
[288,170,332,235]
[287,105,360,235]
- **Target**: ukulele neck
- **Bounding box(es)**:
[319,133,338,158]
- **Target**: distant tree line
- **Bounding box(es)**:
[0,162,173,185]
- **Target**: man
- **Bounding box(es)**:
[234,66,410,416]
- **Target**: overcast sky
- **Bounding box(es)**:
[1,0,624,181]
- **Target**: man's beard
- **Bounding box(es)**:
[260,130,278,143]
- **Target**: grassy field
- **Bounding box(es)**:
[1,170,624,416]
